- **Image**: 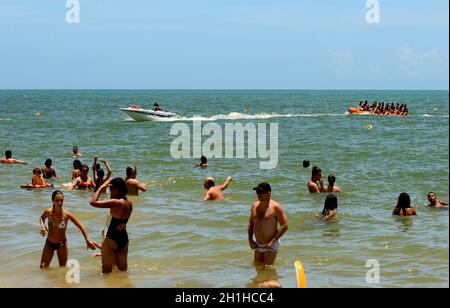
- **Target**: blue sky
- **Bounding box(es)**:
[0,0,448,89]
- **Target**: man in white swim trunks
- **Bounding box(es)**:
[248,182,288,266]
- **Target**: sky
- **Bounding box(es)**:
[0,0,448,89]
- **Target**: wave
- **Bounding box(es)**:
[422,114,434,117]
[0,118,11,121]
[148,112,346,122]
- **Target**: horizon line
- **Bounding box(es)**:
[0,88,448,91]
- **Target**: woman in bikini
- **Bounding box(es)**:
[70,164,95,190]
[39,190,96,268]
[90,178,133,274]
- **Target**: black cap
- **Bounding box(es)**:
[253,182,272,194]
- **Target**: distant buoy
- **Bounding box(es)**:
[35,112,41,118]
[367,124,373,130]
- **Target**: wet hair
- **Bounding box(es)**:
[303,160,310,168]
[81,164,89,172]
[95,163,101,172]
[322,194,338,216]
[33,167,41,175]
[52,190,64,201]
[394,192,411,216]
[328,174,336,186]
[94,169,105,192]
[44,159,52,168]
[205,178,215,188]
[72,146,78,153]
[73,159,82,170]
[126,166,137,177]
[5,150,12,159]
[200,156,208,164]
[109,177,128,198]
[311,166,322,178]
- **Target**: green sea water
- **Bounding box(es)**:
[0,90,448,288]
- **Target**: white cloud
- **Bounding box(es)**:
[397,45,449,78]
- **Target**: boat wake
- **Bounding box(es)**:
[126,112,346,122]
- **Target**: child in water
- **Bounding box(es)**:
[39,191,97,268]
[32,168,51,187]
[42,159,57,179]
[392,193,417,216]
[318,194,338,220]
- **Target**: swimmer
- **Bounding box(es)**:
[93,156,112,193]
[32,168,51,187]
[427,192,448,207]
[72,146,82,158]
[325,174,342,193]
[195,156,209,168]
[90,178,133,274]
[392,193,417,216]
[42,159,57,179]
[0,150,31,165]
[72,159,82,180]
[203,176,232,201]
[69,164,95,191]
[125,166,147,196]
[317,194,338,220]
[248,182,288,267]
[308,166,325,193]
[40,191,96,268]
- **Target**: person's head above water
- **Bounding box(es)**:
[322,194,338,215]
[73,159,82,170]
[72,146,79,154]
[33,167,42,175]
[204,177,215,189]
[311,166,322,181]
[328,174,336,186]
[126,166,137,179]
[5,150,12,159]
[109,177,128,199]
[303,160,310,168]
[427,192,437,204]
[200,156,208,164]
[44,159,52,168]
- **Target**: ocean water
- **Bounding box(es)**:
[0,90,448,288]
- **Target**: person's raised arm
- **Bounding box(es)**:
[66,212,96,250]
[92,156,98,182]
[102,160,112,181]
[90,180,124,208]
[219,176,233,191]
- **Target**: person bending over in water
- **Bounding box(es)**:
[427,192,448,207]
[308,166,325,193]
[1,150,30,164]
[125,166,147,196]
[203,176,232,201]
[70,164,95,191]
[90,178,133,274]
[248,182,288,267]
[32,168,51,187]
[93,156,112,193]
[39,191,96,268]
[392,193,417,216]
[317,194,338,220]
[326,174,342,193]
[42,159,57,179]
[195,156,209,168]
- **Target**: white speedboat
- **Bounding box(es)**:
[120,105,182,121]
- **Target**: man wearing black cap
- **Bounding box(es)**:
[248,182,288,266]
[153,103,164,112]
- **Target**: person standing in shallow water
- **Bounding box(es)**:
[39,191,96,268]
[90,178,133,274]
[308,166,325,193]
[125,166,147,195]
[203,176,232,201]
[248,182,288,267]
[392,193,417,216]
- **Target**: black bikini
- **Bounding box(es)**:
[106,217,129,251]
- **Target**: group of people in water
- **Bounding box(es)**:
[351,100,409,116]
[1,148,448,283]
